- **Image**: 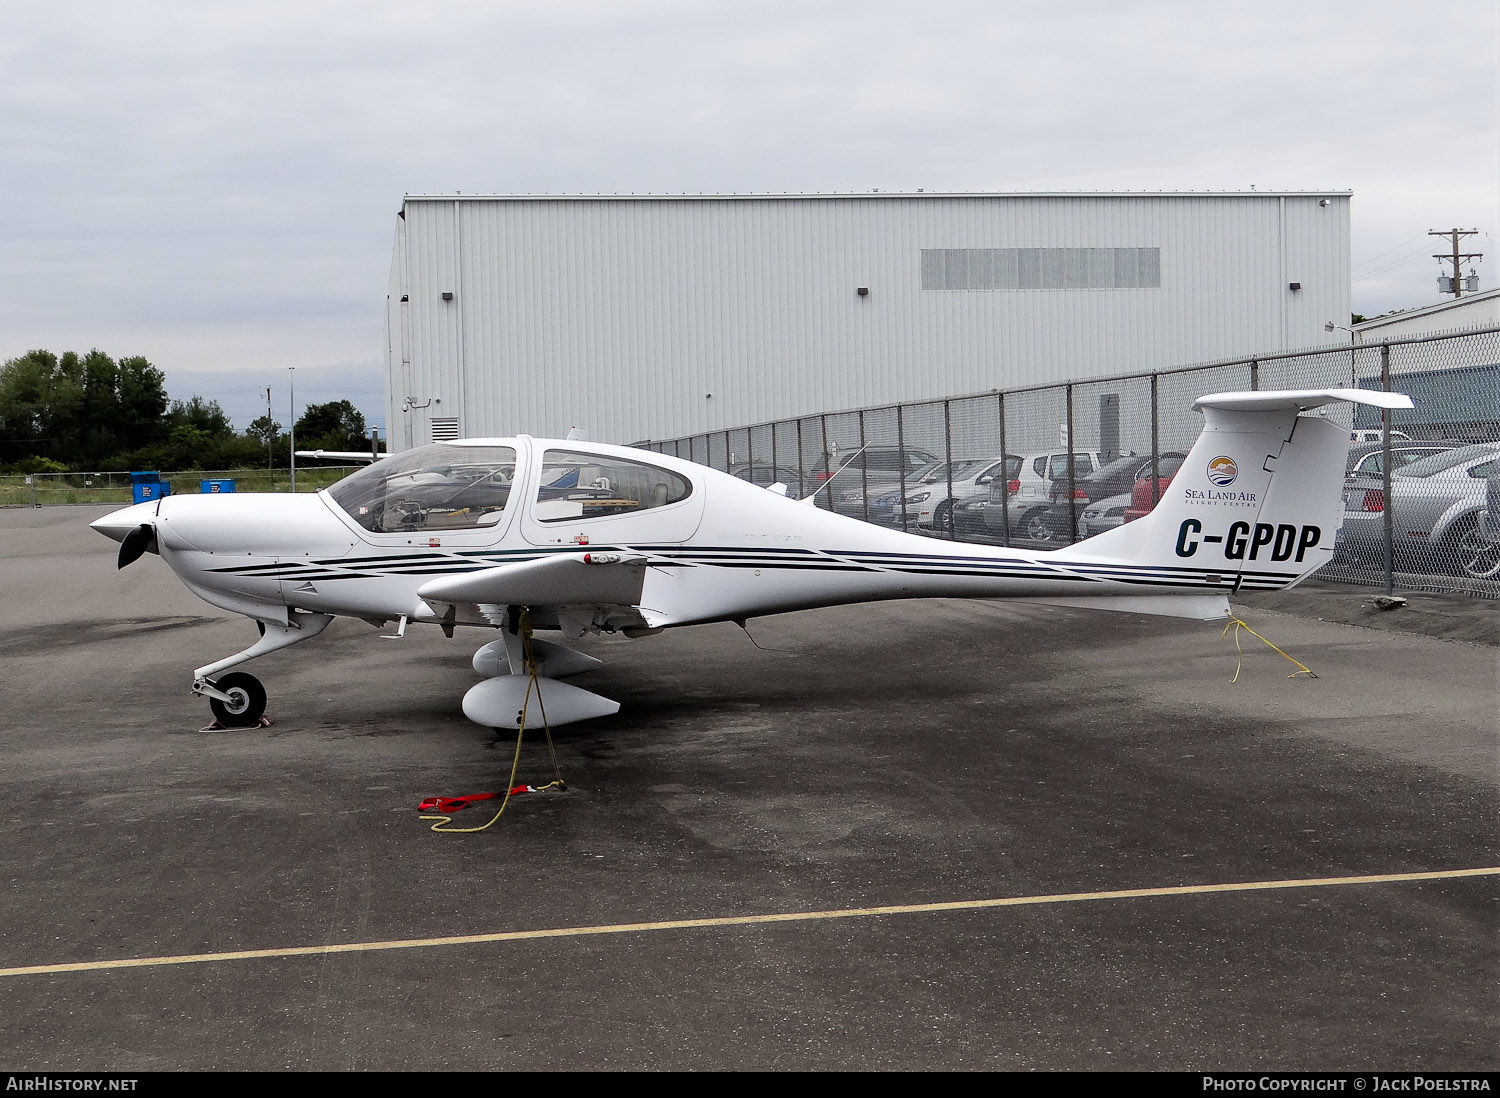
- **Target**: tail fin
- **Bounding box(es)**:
[1073,389,1412,592]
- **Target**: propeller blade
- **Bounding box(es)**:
[117,524,157,569]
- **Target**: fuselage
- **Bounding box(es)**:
[90,435,1256,634]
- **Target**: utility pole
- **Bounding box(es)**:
[289,367,296,493]
[265,387,274,470]
[1429,228,1482,297]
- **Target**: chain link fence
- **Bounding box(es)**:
[639,328,1500,598]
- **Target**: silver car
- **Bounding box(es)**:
[809,446,939,521]
[1344,440,1460,480]
[1339,442,1500,579]
[1481,466,1500,546]
[1079,491,1132,537]
[901,455,1022,533]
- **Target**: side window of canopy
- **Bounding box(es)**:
[534,449,692,523]
[327,444,518,532]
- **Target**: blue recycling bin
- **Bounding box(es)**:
[200,479,236,494]
[129,471,171,504]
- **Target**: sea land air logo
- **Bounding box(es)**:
[1206,455,1238,487]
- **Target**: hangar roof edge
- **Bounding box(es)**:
[400,190,1354,203]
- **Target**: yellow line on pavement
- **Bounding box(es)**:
[4,867,1495,979]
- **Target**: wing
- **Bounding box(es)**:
[419,553,653,725]
[415,552,648,610]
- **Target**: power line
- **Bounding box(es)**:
[1351,232,1430,273]
[1353,240,1440,283]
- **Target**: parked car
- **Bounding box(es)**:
[1079,491,1133,537]
[866,485,907,527]
[1123,454,1188,523]
[978,449,1108,542]
[1339,441,1500,578]
[950,492,994,539]
[1042,453,1187,540]
[1481,465,1500,547]
[900,455,1022,533]
[809,446,940,520]
[1344,440,1457,481]
[1350,429,1412,443]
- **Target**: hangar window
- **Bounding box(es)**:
[533,449,692,523]
[921,247,1161,291]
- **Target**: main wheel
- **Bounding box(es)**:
[1448,518,1500,579]
[1021,508,1055,544]
[209,672,267,728]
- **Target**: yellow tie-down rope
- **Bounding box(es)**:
[1222,609,1316,684]
[421,610,566,833]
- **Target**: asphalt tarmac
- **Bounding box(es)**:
[1,505,1496,1071]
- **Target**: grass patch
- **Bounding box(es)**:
[0,467,359,507]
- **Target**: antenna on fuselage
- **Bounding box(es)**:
[799,445,868,506]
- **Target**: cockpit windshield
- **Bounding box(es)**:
[327,444,518,532]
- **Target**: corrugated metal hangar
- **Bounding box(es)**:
[1353,286,1499,342]
[384,191,1351,447]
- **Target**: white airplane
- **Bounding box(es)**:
[91,389,1410,730]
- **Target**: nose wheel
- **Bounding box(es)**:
[200,672,267,728]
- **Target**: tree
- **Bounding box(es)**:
[168,396,235,438]
[246,414,281,449]
[295,399,368,452]
[246,414,283,469]
[0,348,171,467]
[161,424,214,470]
[115,356,170,447]
[0,348,372,472]
[0,350,56,464]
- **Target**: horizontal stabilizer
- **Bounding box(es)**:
[1194,388,1413,414]
[418,552,648,608]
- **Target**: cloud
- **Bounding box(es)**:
[1,0,1495,425]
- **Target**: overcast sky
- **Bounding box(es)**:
[1,0,1495,431]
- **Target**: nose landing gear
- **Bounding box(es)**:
[191,611,333,729]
